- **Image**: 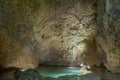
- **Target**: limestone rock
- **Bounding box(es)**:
[33,0,97,66]
[96,0,120,73]
[0,0,120,79]
[0,0,97,68]
[0,0,40,69]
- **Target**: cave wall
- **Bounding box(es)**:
[0,0,120,75]
[0,0,40,69]
[33,0,97,66]
[0,0,97,69]
[96,0,120,73]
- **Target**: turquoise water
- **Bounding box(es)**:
[38,66,81,78]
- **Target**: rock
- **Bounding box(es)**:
[0,0,97,68]
[0,0,120,80]
[80,66,92,75]
[92,65,120,80]
[96,0,120,73]
[58,74,100,80]
[14,69,43,80]
[0,67,18,80]
[32,0,97,66]
[0,0,40,70]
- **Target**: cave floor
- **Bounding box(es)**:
[0,69,16,80]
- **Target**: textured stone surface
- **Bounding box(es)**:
[0,0,120,79]
[96,0,120,73]
[0,0,97,68]
[0,0,40,69]
[93,65,120,80]
[33,0,97,66]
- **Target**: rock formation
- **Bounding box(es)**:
[0,0,120,80]
[95,0,120,73]
[0,0,97,68]
[92,0,120,79]
[0,0,40,69]
[33,0,97,66]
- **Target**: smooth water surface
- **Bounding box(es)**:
[38,66,81,78]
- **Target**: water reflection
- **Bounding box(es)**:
[38,66,81,78]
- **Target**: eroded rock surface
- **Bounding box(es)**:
[0,0,40,69]
[33,0,97,66]
[96,0,120,73]
[0,0,120,80]
[0,0,97,68]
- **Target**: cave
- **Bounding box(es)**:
[0,0,120,80]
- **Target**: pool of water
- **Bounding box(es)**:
[38,66,81,78]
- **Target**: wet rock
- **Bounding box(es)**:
[93,65,120,80]
[14,69,43,80]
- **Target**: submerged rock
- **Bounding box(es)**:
[14,69,43,80]
[57,74,100,80]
